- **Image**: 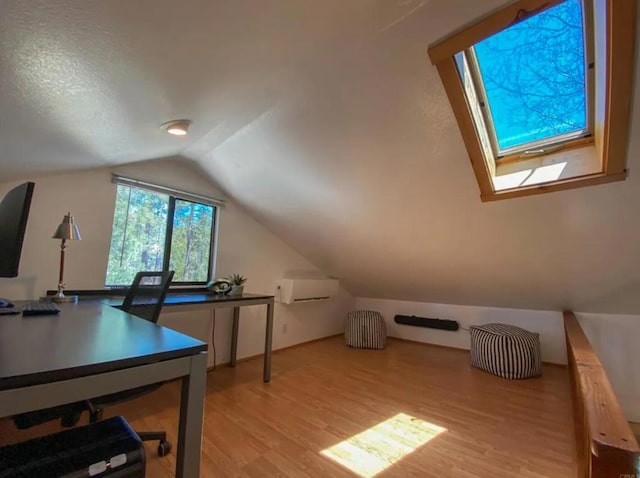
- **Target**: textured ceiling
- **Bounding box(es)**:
[0,0,439,177]
[2,0,640,312]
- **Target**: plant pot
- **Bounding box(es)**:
[230,285,244,296]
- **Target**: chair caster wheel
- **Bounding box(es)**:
[157,439,172,457]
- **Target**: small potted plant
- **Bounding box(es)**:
[226,274,247,296]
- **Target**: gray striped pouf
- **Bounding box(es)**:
[470,324,542,379]
[344,310,387,350]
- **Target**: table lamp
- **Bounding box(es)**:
[52,212,82,303]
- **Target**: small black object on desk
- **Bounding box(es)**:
[21,301,60,316]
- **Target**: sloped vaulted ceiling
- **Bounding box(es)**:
[1,0,639,312]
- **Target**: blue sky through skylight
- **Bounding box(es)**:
[474,0,587,151]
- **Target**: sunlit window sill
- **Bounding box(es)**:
[479,144,626,202]
[493,144,601,190]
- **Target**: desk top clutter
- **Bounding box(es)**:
[207,273,247,296]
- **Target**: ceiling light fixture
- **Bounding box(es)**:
[161,119,191,136]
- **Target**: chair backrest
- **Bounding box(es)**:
[121,271,174,324]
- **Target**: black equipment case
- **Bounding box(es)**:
[0,416,146,477]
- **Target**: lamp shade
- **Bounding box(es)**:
[53,212,82,240]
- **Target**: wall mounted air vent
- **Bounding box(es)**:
[275,279,339,304]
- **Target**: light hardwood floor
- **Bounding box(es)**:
[1,337,577,477]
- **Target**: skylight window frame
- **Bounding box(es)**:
[461,0,597,161]
[428,0,635,202]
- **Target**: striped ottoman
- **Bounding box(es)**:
[345,310,387,350]
[470,324,542,379]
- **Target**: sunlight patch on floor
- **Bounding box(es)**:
[320,413,446,477]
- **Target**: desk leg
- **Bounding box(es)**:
[230,306,240,367]
[263,301,274,382]
[176,352,207,478]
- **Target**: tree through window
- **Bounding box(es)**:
[458,0,592,157]
[428,0,634,200]
[106,184,215,286]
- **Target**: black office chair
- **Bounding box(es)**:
[13,271,176,457]
[87,270,175,456]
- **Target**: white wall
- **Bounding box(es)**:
[0,158,354,368]
[187,3,640,316]
[355,297,567,364]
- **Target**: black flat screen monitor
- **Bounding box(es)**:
[0,182,35,278]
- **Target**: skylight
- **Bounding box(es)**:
[459,0,593,158]
[428,0,634,201]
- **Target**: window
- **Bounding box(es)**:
[460,0,593,158]
[106,184,216,287]
[429,0,635,201]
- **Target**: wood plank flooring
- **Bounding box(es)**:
[0,337,577,477]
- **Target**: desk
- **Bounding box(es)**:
[51,291,275,381]
[161,293,275,382]
[0,300,207,478]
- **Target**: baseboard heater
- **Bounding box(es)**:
[394,315,459,331]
